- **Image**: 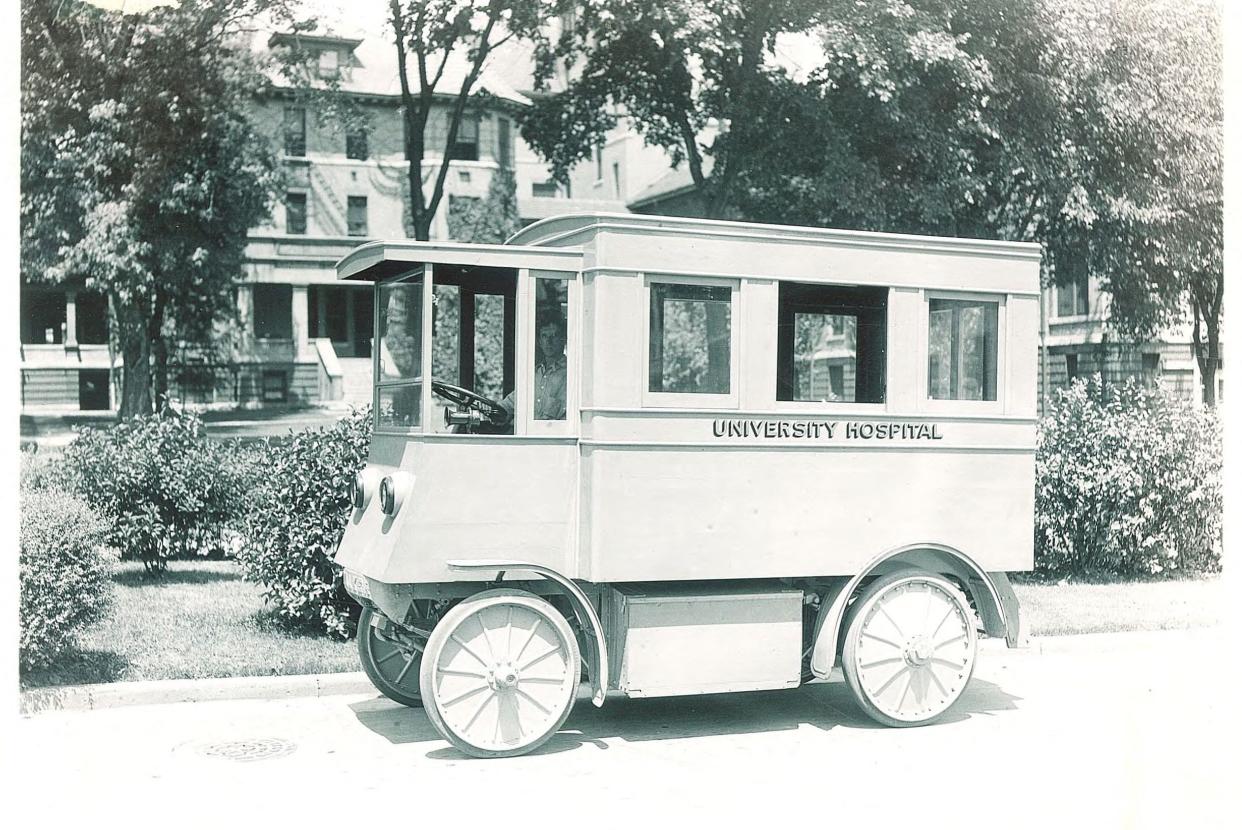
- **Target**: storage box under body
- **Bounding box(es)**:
[603,584,804,698]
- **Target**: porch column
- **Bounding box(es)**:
[292,284,309,358]
[64,290,78,348]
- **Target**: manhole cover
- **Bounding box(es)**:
[198,738,297,763]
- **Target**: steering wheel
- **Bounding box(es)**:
[431,380,510,426]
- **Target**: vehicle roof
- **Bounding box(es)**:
[507,212,1043,262]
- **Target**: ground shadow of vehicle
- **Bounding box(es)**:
[348,674,1023,760]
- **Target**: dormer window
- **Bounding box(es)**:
[318,49,340,79]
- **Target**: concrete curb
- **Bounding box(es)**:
[20,672,376,715]
[20,626,1221,715]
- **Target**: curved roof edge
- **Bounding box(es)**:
[508,212,1043,261]
[335,239,583,281]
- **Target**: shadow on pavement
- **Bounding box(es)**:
[348,676,1022,760]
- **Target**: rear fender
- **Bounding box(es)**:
[809,543,1024,678]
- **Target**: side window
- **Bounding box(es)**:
[376,275,425,429]
[776,283,886,404]
[532,278,568,421]
[928,298,998,401]
[648,282,732,396]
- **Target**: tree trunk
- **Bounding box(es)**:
[151,292,169,410]
[1200,317,1219,407]
[118,325,153,419]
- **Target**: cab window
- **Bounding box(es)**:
[532,278,568,421]
[928,298,997,401]
[648,282,732,395]
[777,283,886,404]
[376,274,424,429]
[430,265,516,433]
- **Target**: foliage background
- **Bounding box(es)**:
[236,408,372,637]
[1034,376,1222,579]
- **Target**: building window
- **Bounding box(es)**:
[594,145,603,181]
[532,180,559,198]
[928,298,998,401]
[1065,353,1078,381]
[284,106,306,157]
[649,283,732,395]
[1142,352,1161,386]
[1055,272,1089,317]
[20,289,66,344]
[345,127,368,160]
[777,283,886,404]
[347,196,368,237]
[612,161,621,197]
[317,49,339,79]
[76,292,109,344]
[450,117,479,161]
[285,192,307,234]
[497,117,513,169]
[253,284,293,340]
[262,370,289,402]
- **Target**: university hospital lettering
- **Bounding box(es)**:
[711,419,944,441]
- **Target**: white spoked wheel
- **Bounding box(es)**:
[842,570,977,728]
[420,590,581,758]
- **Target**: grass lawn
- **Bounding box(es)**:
[21,559,357,690]
[1013,575,1223,636]
[20,560,1224,689]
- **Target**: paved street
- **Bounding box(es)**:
[6,628,1232,828]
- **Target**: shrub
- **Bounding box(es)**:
[58,408,253,569]
[20,488,115,670]
[237,408,371,638]
[1035,375,1222,579]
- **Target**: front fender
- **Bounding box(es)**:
[446,559,609,707]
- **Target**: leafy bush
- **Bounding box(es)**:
[237,408,371,637]
[58,408,253,569]
[1035,376,1222,578]
[20,488,115,670]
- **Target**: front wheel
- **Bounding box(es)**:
[841,570,977,727]
[420,590,581,758]
[358,607,425,708]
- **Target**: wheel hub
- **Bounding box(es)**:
[904,635,933,667]
[486,662,520,691]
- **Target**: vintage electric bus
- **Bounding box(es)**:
[335,213,1039,758]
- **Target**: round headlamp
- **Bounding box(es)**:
[379,476,396,515]
[349,468,379,512]
[377,471,414,517]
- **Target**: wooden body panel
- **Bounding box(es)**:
[336,434,579,583]
[582,442,1034,582]
[604,584,803,697]
[335,215,1041,587]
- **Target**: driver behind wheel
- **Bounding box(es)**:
[500,315,566,422]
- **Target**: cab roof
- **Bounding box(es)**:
[336,239,584,282]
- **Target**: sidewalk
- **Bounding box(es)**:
[18,626,1222,716]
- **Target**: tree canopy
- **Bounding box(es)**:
[523,0,1223,403]
[385,0,561,241]
[21,0,284,416]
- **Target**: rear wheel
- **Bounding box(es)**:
[841,569,977,727]
[358,607,426,708]
[420,590,581,758]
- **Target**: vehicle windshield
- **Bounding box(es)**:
[375,265,570,435]
[428,266,516,433]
